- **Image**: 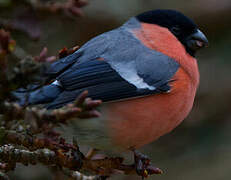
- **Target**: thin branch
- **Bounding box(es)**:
[0,91,101,134]
[1,128,76,152]
[0,144,82,170]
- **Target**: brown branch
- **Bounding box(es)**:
[0,129,123,175]
[0,90,101,134]
[0,139,161,178]
[1,128,77,152]
[0,144,81,170]
[0,144,118,175]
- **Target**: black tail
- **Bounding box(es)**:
[13,84,63,106]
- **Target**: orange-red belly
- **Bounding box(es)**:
[106,68,198,148]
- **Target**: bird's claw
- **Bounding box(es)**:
[132,149,163,179]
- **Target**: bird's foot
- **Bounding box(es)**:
[131,149,163,179]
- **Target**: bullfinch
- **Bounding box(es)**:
[15,10,208,151]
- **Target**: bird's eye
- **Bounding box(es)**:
[171,26,181,35]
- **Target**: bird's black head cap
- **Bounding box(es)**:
[136,9,205,56]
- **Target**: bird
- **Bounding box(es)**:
[14,9,208,157]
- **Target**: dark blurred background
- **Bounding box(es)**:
[1,0,231,179]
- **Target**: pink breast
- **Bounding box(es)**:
[106,68,197,148]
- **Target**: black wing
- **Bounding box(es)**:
[46,60,165,109]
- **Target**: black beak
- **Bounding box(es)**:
[187,29,209,52]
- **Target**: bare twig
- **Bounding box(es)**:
[58,46,80,59]
[1,128,75,152]
[0,144,82,171]
[34,47,57,63]
[0,91,101,134]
